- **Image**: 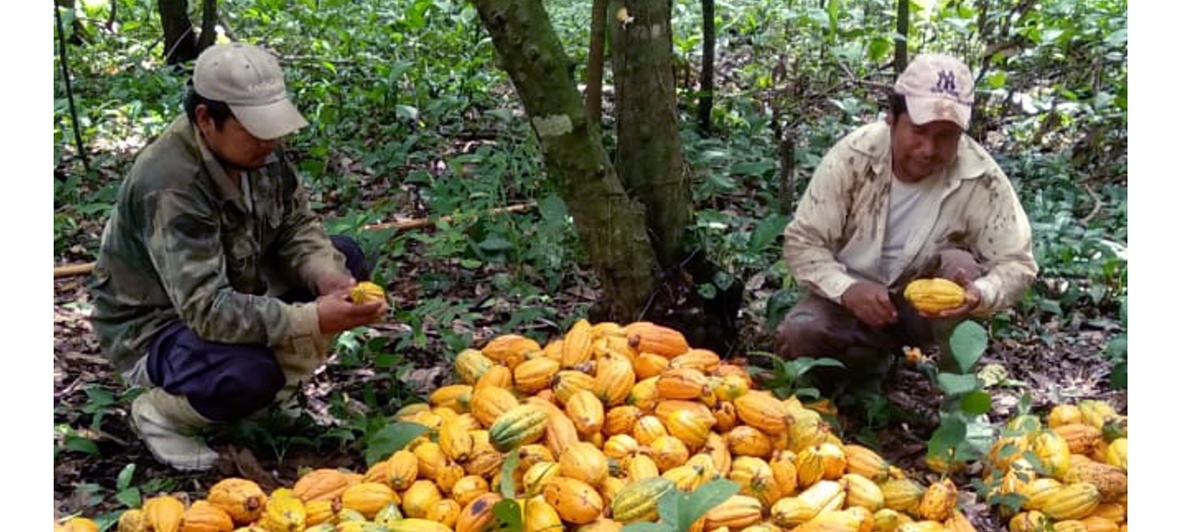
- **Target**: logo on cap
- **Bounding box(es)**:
[930,70,959,99]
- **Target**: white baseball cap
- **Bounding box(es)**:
[894,53,975,130]
[192,43,309,140]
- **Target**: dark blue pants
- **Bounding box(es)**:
[145,236,373,421]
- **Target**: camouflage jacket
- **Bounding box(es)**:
[88,115,350,372]
[782,121,1039,316]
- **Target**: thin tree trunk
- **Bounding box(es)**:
[157,0,198,64]
[585,0,608,126]
[894,0,908,76]
[778,138,794,215]
[198,0,218,51]
[472,0,660,322]
[610,0,691,269]
[55,2,89,172]
[698,0,715,136]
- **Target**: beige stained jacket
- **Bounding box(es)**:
[782,121,1038,316]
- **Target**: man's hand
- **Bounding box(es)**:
[842,281,899,328]
[916,268,982,320]
[315,287,388,334]
[315,273,356,297]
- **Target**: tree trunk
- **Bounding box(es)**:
[157,0,199,64]
[471,0,660,323]
[610,0,690,269]
[894,0,908,76]
[585,0,608,126]
[698,0,715,136]
[197,0,219,51]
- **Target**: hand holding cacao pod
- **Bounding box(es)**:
[349,281,387,304]
[903,271,980,318]
[318,284,388,333]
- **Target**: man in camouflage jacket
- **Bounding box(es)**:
[776,54,1039,394]
[88,43,387,470]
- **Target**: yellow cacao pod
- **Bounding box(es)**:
[117,509,147,532]
[917,479,957,522]
[1008,511,1049,532]
[207,479,268,525]
[625,321,690,358]
[336,482,398,519]
[261,489,305,532]
[701,495,763,530]
[1062,456,1126,502]
[1052,424,1103,455]
[610,477,675,522]
[293,469,352,503]
[1041,482,1101,521]
[903,278,966,313]
[523,496,563,532]
[542,477,604,524]
[143,495,187,532]
[349,281,386,304]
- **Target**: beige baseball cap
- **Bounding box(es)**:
[193,43,308,140]
[894,53,975,130]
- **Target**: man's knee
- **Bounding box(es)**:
[774,307,841,360]
[190,351,285,421]
[330,235,374,282]
[935,249,983,280]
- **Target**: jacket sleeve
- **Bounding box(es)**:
[270,162,352,294]
[967,172,1040,315]
[142,187,324,354]
[781,143,862,302]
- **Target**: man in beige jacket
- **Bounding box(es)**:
[776,54,1038,393]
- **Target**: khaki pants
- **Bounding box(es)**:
[773,249,983,388]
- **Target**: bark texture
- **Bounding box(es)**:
[472,0,660,322]
[610,0,691,269]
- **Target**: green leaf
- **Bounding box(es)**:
[785,357,845,378]
[1109,361,1127,389]
[749,215,791,252]
[499,450,520,500]
[363,421,430,466]
[730,160,775,178]
[961,390,993,415]
[493,499,523,531]
[928,415,967,459]
[63,435,99,455]
[936,373,979,397]
[676,479,741,529]
[656,489,681,528]
[115,487,141,509]
[949,321,988,372]
[477,234,514,252]
[116,463,136,491]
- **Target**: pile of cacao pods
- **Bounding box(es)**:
[983,399,1128,531]
[53,319,1128,532]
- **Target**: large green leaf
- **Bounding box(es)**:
[928,415,967,459]
[676,479,741,530]
[937,373,978,397]
[499,450,520,499]
[363,421,430,466]
[949,320,988,372]
[961,390,993,415]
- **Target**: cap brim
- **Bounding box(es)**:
[905,95,971,130]
[230,99,309,140]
